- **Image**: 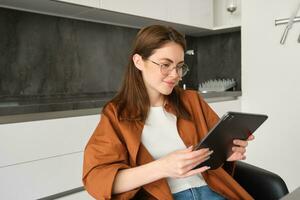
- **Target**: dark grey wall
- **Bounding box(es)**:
[0,7,138,100]
[183,32,241,90]
[0,7,241,115]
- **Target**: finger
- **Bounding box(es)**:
[235,153,246,161]
[180,166,211,178]
[186,145,194,151]
[181,145,194,153]
[247,135,255,141]
[232,146,246,154]
[180,153,211,169]
[227,152,245,161]
[183,150,213,167]
[183,153,212,171]
[192,155,211,168]
[233,139,248,147]
[185,148,210,159]
[176,148,210,166]
[190,153,211,167]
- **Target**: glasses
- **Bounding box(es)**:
[147,59,189,77]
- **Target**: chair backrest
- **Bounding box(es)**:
[234,161,289,200]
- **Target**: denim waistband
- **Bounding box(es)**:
[173,185,226,200]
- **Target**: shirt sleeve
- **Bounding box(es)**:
[197,93,220,129]
[82,106,140,200]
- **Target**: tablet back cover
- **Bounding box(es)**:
[194,112,268,170]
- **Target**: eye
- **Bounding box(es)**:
[176,64,184,69]
[161,63,171,68]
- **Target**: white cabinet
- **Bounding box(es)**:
[0,153,84,199]
[0,0,238,34]
[213,0,241,29]
[208,98,241,117]
[52,0,100,8]
[101,0,213,29]
[0,0,97,18]
[100,0,169,22]
[0,115,98,199]
[51,0,214,29]
[166,0,213,29]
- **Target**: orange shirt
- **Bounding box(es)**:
[82,90,253,200]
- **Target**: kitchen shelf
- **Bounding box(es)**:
[200,91,241,103]
[0,91,241,124]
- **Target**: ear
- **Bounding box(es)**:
[132,53,144,71]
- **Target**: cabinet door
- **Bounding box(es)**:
[100,0,168,21]
[213,0,241,28]
[209,99,241,117]
[0,0,98,16]
[166,0,213,29]
[54,0,100,8]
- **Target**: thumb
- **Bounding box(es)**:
[185,145,194,152]
[180,145,193,153]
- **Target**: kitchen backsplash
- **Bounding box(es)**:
[184,31,241,91]
[0,7,241,115]
[0,7,138,100]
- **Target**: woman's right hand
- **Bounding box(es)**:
[157,146,213,179]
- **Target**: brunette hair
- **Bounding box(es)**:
[106,25,191,122]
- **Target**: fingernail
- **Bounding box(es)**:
[206,166,211,170]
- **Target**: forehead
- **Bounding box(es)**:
[151,42,184,61]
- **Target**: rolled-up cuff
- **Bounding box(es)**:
[83,163,140,200]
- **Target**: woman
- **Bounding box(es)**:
[82,25,254,200]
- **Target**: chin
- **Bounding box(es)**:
[159,88,174,95]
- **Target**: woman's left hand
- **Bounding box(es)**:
[226,134,255,162]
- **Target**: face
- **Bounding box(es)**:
[133,42,184,99]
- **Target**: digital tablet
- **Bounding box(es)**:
[193,111,268,170]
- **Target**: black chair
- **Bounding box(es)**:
[43,161,289,199]
[234,161,289,200]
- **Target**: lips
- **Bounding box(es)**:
[163,80,176,87]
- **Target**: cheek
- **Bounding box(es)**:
[143,67,163,83]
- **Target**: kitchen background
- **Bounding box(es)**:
[0,7,240,116]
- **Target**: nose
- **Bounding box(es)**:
[168,67,181,79]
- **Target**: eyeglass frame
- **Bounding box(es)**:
[146,58,189,77]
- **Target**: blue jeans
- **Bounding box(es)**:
[173,185,226,200]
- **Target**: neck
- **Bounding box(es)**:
[148,92,165,107]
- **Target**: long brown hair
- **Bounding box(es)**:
[106,25,191,122]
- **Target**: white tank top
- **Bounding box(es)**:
[141,106,206,194]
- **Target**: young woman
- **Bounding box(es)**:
[83,25,254,200]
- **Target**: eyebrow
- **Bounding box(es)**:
[158,58,184,64]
